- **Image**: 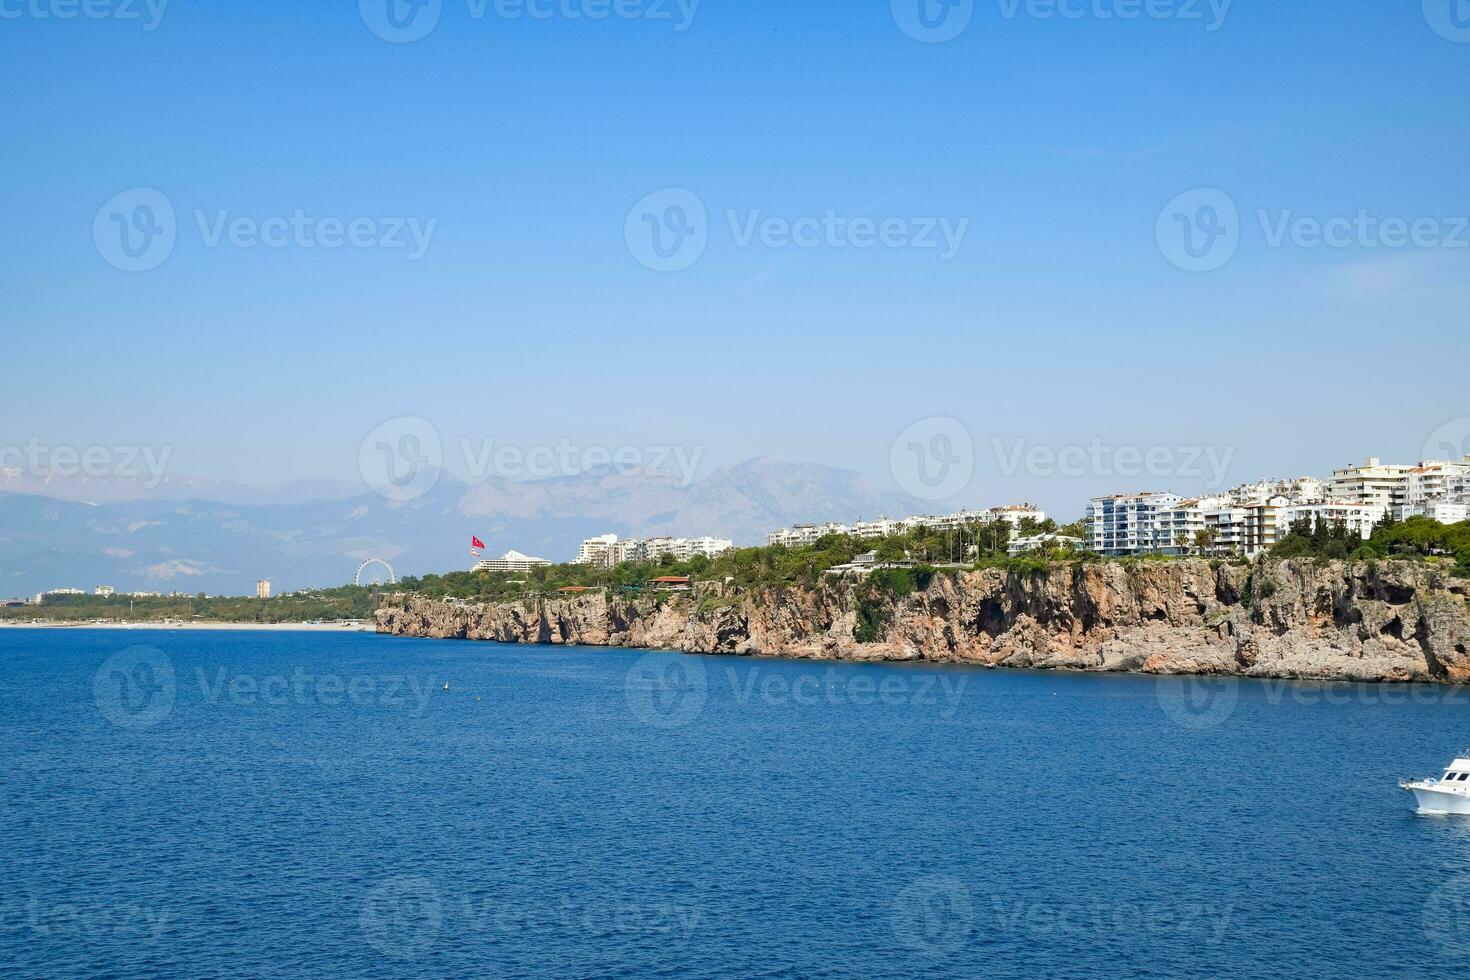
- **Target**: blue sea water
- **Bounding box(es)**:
[4,628,1470,978]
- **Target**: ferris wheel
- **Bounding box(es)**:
[354,558,397,587]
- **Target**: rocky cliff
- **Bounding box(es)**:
[377,559,1470,684]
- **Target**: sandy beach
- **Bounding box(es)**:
[0,620,375,632]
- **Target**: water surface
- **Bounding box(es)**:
[3,628,1469,978]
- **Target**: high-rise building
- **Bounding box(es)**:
[256,580,271,599]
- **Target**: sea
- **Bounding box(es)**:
[3,627,1470,978]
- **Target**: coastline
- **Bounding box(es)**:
[376,558,1470,686]
[0,620,374,632]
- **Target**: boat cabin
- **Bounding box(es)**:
[1441,757,1470,782]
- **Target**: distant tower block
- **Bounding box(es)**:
[256,579,272,599]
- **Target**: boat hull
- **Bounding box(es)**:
[1409,787,1470,814]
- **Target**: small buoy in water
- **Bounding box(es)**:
[474,696,481,702]
[443,683,449,692]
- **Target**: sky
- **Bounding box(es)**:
[2,0,1468,518]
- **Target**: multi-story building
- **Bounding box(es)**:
[1088,492,1182,556]
[1227,477,1327,507]
[1398,499,1469,525]
[578,534,733,566]
[256,579,271,599]
[1283,501,1387,541]
[851,517,908,539]
[1331,457,1415,513]
[766,523,849,548]
[1404,457,1470,510]
[95,585,115,597]
[1150,497,1231,555]
[1008,533,1084,557]
[574,534,621,567]
[474,550,552,574]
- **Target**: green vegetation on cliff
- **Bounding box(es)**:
[1269,515,1470,574]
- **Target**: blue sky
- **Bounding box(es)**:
[3,0,1468,516]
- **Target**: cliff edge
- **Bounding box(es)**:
[377,559,1470,684]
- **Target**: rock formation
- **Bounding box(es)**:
[377,559,1470,684]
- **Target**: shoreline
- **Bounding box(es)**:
[0,620,374,632]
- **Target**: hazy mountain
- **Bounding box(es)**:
[0,459,922,598]
[0,466,362,506]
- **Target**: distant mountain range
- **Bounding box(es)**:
[0,458,923,597]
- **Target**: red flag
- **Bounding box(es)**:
[471,535,486,550]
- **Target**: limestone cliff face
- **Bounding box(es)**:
[376,559,1470,684]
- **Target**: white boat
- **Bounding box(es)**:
[1401,753,1470,814]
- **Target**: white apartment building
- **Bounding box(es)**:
[1008,533,1084,557]
[767,523,850,548]
[1283,501,1387,541]
[474,550,552,573]
[1331,457,1416,513]
[1399,499,1470,524]
[577,534,734,567]
[1405,457,1470,508]
[851,517,907,539]
[1151,497,1231,555]
[1088,492,1182,556]
[639,536,735,561]
[95,585,115,597]
[1227,477,1327,507]
[574,534,621,567]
